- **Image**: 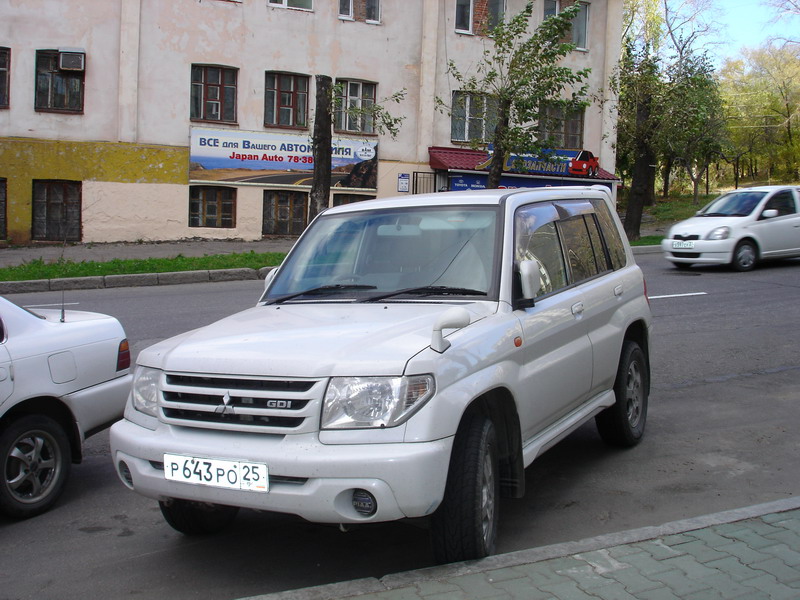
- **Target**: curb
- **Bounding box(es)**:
[242,496,800,600]
[0,248,662,295]
[0,266,275,295]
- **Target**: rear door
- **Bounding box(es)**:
[754,189,800,257]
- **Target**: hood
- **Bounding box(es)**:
[137,302,494,378]
[669,215,750,237]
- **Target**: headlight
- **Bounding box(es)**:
[322,375,435,429]
[707,227,731,240]
[131,366,161,417]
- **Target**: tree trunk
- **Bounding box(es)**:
[310,75,333,219]
[625,146,656,241]
[486,100,511,189]
[661,156,673,198]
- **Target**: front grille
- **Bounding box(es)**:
[672,234,700,241]
[671,252,701,258]
[159,372,325,434]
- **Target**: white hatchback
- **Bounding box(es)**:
[661,186,800,271]
[0,297,132,518]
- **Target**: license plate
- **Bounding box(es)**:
[672,240,695,249]
[164,454,269,492]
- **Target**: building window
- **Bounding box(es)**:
[544,1,589,49]
[189,186,236,228]
[451,91,498,143]
[539,104,584,148]
[191,65,237,123]
[35,50,85,113]
[263,191,308,235]
[32,180,82,241]
[265,72,309,128]
[365,0,380,22]
[335,80,376,134]
[455,0,473,32]
[338,0,353,17]
[0,47,9,109]
[268,0,313,9]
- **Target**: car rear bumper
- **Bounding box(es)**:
[110,418,452,524]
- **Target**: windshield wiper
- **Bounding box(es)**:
[266,284,377,305]
[360,286,487,303]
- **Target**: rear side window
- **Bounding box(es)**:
[515,203,568,297]
[592,199,627,270]
[559,215,600,283]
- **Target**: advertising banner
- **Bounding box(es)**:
[190,128,379,189]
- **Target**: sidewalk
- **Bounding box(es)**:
[245,497,800,600]
[0,237,297,294]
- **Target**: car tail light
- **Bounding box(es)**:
[117,339,131,371]
[643,277,651,307]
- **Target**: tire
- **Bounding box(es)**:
[732,240,757,272]
[596,341,648,447]
[159,499,239,535]
[0,415,71,519]
[430,415,499,564]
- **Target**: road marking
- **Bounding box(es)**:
[23,302,81,308]
[648,292,708,300]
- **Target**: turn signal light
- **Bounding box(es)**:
[117,339,131,371]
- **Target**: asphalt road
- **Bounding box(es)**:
[1,255,799,600]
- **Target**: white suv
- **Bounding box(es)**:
[110,186,652,563]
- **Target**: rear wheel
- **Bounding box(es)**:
[0,415,71,519]
[732,240,757,271]
[596,341,648,447]
[159,499,239,535]
[430,415,499,564]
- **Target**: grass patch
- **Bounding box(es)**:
[0,251,286,282]
[630,235,663,246]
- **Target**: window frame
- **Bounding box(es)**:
[268,0,313,10]
[455,0,474,33]
[451,91,498,143]
[338,0,353,18]
[0,47,9,109]
[334,79,377,134]
[189,186,237,228]
[265,72,309,129]
[539,103,585,149]
[365,0,381,22]
[34,50,85,114]
[31,180,82,242]
[544,1,589,49]
[190,64,238,124]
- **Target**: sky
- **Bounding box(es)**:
[711,0,799,64]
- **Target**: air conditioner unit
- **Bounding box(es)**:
[59,52,85,71]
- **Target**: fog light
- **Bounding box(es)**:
[118,461,134,489]
[352,489,377,516]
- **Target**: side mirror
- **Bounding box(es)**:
[431,307,471,353]
[762,209,779,219]
[519,260,542,300]
[262,268,278,291]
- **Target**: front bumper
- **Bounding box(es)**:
[110,418,452,524]
[660,238,735,265]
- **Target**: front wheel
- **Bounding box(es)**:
[732,240,757,271]
[596,341,649,447]
[430,415,499,564]
[159,499,239,535]
[0,415,71,519]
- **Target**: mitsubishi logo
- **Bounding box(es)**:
[215,391,236,415]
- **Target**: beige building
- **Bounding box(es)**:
[0,0,622,244]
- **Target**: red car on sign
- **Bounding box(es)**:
[568,150,599,177]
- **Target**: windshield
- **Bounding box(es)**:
[262,206,500,303]
[699,191,767,217]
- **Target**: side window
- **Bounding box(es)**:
[592,198,627,270]
[559,216,600,283]
[189,186,236,228]
[0,47,9,109]
[191,65,237,123]
[35,50,85,113]
[764,191,796,216]
[515,203,568,297]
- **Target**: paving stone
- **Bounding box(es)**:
[414,580,462,597]
[758,543,800,567]
[648,568,714,596]
[449,573,512,599]
[632,540,683,561]
[637,588,681,600]
[511,564,572,587]
[660,534,695,546]
[660,555,722,580]
[538,581,596,600]
[613,551,675,577]
[713,524,778,549]
[559,563,613,590]
[705,556,763,583]
[714,541,772,565]
[750,558,800,583]
[669,540,729,564]
[740,574,800,600]
[587,581,640,600]
[492,577,554,600]
[687,529,736,548]
[763,529,800,550]
[600,566,662,595]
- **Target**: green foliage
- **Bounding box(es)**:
[0,252,286,282]
[439,1,591,187]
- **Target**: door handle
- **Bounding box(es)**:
[614,284,624,297]
[571,302,584,315]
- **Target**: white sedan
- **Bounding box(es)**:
[0,297,132,518]
[661,185,800,271]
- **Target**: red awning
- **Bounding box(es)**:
[428,146,619,181]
